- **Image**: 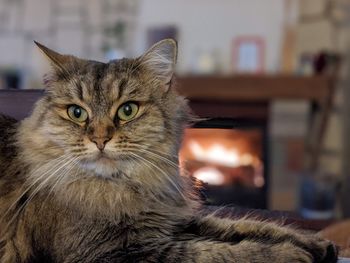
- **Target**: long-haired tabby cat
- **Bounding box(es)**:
[0,39,338,262]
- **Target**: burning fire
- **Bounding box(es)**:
[179,129,264,188]
[193,167,225,186]
[188,140,254,168]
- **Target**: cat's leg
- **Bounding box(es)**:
[0,239,31,263]
[189,215,338,263]
[64,238,314,263]
[138,238,314,263]
[0,219,34,263]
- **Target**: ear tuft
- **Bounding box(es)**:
[140,39,178,90]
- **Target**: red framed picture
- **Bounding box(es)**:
[232,36,265,73]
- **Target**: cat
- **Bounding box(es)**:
[0,39,338,263]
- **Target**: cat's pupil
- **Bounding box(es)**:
[123,104,132,116]
[74,107,82,118]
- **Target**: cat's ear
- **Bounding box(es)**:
[140,39,177,91]
[34,41,73,74]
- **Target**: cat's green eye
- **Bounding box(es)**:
[117,102,139,122]
[67,105,88,123]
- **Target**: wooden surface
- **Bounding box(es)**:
[0,89,269,121]
[0,89,43,120]
[177,75,333,103]
[0,75,333,120]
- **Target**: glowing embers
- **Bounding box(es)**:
[193,167,225,186]
[188,141,240,167]
[179,128,264,188]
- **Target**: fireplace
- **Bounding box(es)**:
[179,118,268,209]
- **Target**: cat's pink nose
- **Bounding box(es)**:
[91,137,111,151]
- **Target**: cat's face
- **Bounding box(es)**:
[25,40,188,179]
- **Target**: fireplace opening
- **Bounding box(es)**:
[179,118,268,209]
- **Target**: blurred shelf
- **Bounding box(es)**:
[177,75,334,104]
[0,74,335,121]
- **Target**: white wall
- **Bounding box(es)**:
[134,0,286,74]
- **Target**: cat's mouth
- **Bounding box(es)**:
[79,151,122,177]
[94,152,114,162]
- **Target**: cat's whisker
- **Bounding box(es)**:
[32,155,80,196]
[119,142,178,159]
[58,156,82,186]
[1,154,77,231]
[55,158,81,187]
[126,151,186,201]
[69,159,83,184]
[37,156,81,214]
[6,156,77,225]
[70,149,87,154]
[47,156,81,198]
[145,148,178,159]
[130,148,180,171]
[124,152,184,209]
[120,143,182,171]
[26,155,75,194]
[1,154,73,222]
[35,161,79,215]
[116,145,179,169]
[134,148,191,177]
[4,156,72,214]
[138,147,178,159]
[122,144,193,177]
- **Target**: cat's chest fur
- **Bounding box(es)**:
[27,196,185,262]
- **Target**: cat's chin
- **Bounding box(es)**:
[80,153,130,178]
[82,161,114,178]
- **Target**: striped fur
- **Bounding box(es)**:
[0,39,337,262]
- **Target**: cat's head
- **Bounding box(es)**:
[20,40,189,181]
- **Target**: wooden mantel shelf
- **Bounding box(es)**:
[177,75,334,103]
[0,74,336,123]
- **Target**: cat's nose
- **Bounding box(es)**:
[91,137,111,151]
[87,122,115,151]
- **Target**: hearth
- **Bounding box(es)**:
[179,118,268,209]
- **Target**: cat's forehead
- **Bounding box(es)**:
[78,58,136,88]
[72,58,152,107]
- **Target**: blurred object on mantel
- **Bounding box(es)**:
[0,68,22,89]
[280,0,298,73]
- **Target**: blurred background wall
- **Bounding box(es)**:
[0,0,138,88]
[134,0,285,74]
[0,0,288,86]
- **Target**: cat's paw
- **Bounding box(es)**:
[274,242,313,263]
[296,235,338,263]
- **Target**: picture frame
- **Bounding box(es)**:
[232,36,265,73]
